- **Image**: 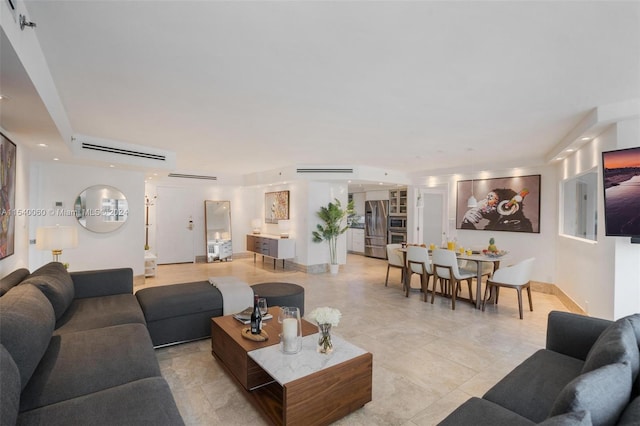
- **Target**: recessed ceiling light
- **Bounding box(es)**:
[581,137,591,141]
[109,164,115,168]
[0,95,9,101]
[37,143,48,147]
[53,157,59,161]
[566,149,575,153]
[555,157,564,161]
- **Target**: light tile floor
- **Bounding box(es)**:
[140,254,569,426]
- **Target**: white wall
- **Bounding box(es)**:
[0,130,31,277]
[556,134,615,317]
[145,180,256,262]
[612,118,640,319]
[556,118,640,320]
[143,179,350,269]
[412,165,558,284]
[28,162,145,275]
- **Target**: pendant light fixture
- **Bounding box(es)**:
[467,148,478,208]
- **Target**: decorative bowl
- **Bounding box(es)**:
[484,250,508,258]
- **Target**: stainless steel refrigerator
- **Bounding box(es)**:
[365,200,389,259]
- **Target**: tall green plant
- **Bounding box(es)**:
[312,198,355,265]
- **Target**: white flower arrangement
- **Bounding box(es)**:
[308,306,341,326]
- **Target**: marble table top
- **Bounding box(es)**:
[248,333,368,385]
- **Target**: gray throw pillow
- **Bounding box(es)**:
[21,262,74,320]
[0,344,21,426]
[582,319,640,379]
[550,362,632,426]
[0,285,55,390]
[538,411,592,426]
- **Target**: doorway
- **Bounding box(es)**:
[156,186,195,264]
[420,189,447,247]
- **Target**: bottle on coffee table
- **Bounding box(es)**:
[251,294,262,334]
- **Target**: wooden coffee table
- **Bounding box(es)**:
[211,307,373,425]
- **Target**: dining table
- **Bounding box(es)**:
[398,246,509,309]
[456,252,509,309]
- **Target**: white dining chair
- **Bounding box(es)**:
[482,258,535,319]
[431,249,476,310]
[406,245,434,301]
[385,244,404,287]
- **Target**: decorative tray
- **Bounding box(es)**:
[241,327,269,342]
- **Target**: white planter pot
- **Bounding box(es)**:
[329,264,339,274]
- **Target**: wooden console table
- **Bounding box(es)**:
[246,234,295,269]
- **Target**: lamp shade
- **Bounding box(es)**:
[36,226,78,251]
[467,195,478,208]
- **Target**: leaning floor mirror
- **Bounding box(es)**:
[204,200,232,262]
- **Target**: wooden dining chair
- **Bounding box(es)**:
[385,244,404,287]
[406,245,434,301]
[431,249,476,310]
[482,258,535,319]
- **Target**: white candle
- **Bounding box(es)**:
[282,318,298,352]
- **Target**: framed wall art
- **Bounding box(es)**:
[1,132,17,259]
[265,190,290,224]
[456,174,541,233]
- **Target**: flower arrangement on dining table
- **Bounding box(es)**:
[307,307,341,354]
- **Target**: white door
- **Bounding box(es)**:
[156,186,195,264]
[422,191,446,247]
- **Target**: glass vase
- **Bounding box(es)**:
[278,307,302,354]
[317,323,333,354]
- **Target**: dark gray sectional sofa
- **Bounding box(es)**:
[0,262,184,426]
[439,311,640,426]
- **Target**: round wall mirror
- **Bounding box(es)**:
[74,185,129,233]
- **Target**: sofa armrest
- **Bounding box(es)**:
[546,310,612,360]
[70,268,133,298]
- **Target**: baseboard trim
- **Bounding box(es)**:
[531,281,586,315]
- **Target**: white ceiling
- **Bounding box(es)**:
[2,1,639,185]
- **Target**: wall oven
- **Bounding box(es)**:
[388,216,406,245]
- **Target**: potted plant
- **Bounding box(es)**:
[312,198,354,274]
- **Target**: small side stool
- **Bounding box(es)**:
[250,282,305,316]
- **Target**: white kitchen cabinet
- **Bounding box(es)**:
[389,187,408,215]
[351,228,365,254]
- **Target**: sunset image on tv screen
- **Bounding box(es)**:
[603,146,640,236]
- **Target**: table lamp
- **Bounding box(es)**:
[278,220,291,238]
[36,225,78,262]
[251,218,262,234]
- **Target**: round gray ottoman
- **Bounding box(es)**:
[251,282,305,316]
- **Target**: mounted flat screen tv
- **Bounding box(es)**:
[602,146,640,243]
